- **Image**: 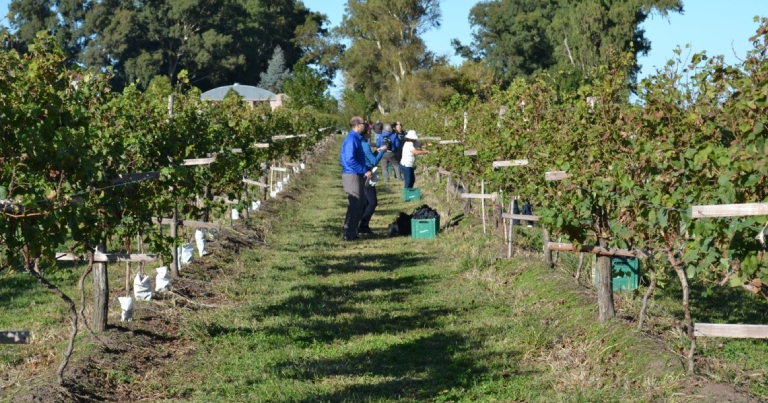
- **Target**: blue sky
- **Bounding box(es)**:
[1,0,764,92]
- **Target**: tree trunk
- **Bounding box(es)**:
[597,236,615,322]
[575,252,584,283]
[28,259,78,385]
[638,272,657,331]
[668,247,696,375]
[202,185,211,222]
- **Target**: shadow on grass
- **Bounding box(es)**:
[0,267,81,310]
[0,273,41,308]
[662,281,768,324]
[301,252,433,276]
[272,331,502,402]
[255,275,435,320]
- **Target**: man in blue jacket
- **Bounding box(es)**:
[376,123,401,181]
[340,116,373,241]
[359,125,388,235]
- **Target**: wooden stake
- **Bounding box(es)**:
[171,205,179,277]
[93,244,108,331]
[508,201,514,258]
[481,181,486,235]
[543,228,553,268]
[125,262,130,297]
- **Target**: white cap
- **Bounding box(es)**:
[405,130,418,140]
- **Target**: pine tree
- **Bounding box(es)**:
[259,46,289,93]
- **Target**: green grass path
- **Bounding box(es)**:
[166,152,686,403]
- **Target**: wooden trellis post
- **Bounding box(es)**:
[461,190,498,235]
[57,252,159,331]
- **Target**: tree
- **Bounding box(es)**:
[231,0,332,86]
[337,0,443,113]
[341,87,376,118]
[259,46,289,93]
[453,0,558,86]
[8,0,89,60]
[547,0,683,84]
[454,0,683,87]
[7,0,332,90]
[282,61,328,110]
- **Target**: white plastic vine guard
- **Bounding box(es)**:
[119,296,134,322]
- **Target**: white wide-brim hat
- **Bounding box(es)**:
[405,130,418,140]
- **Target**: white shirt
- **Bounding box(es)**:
[400,141,416,167]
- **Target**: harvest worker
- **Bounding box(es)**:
[377,123,401,182]
[400,130,429,189]
[359,125,388,235]
[340,116,373,241]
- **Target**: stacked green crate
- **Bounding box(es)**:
[411,216,439,239]
[403,188,421,201]
[592,256,640,291]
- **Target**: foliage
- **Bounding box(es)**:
[341,87,376,119]
[454,0,684,86]
[7,0,331,90]
[282,61,331,111]
[392,18,768,331]
[336,0,445,112]
[0,34,335,382]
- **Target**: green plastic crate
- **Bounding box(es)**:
[411,217,439,239]
[592,256,640,291]
[403,187,421,202]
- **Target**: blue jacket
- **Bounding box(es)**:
[362,140,384,168]
[376,131,399,152]
[340,129,368,175]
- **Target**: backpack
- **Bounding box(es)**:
[388,212,412,236]
[381,133,396,153]
[412,204,439,220]
[394,133,406,156]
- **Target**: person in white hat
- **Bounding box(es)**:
[400,130,429,189]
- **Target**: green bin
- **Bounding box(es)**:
[403,188,421,202]
[411,217,439,239]
[592,256,640,291]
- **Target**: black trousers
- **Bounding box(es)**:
[359,185,378,230]
[513,200,534,226]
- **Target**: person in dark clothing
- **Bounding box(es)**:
[340,116,373,241]
[372,120,383,145]
[359,127,387,235]
[392,122,407,179]
[512,196,534,227]
[376,123,401,181]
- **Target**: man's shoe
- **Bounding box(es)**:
[358,228,374,236]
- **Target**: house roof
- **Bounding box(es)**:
[201,84,277,101]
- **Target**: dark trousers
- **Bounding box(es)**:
[342,174,365,238]
[513,200,534,226]
[359,185,378,230]
[402,166,416,189]
[382,152,401,180]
